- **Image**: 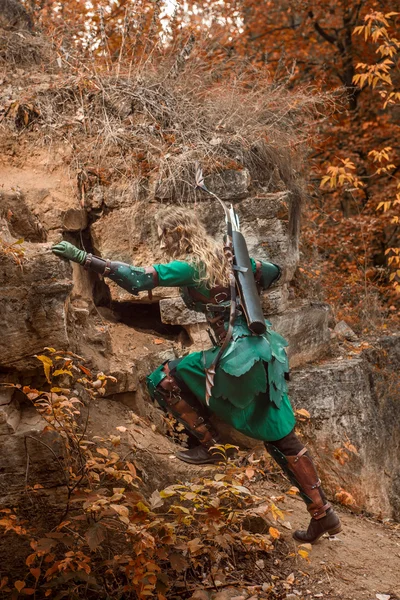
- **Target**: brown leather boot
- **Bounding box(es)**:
[175,444,225,465]
[286,448,342,544]
[293,507,342,543]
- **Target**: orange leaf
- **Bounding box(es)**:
[245,467,255,479]
[15,581,25,593]
[22,589,36,596]
[78,364,92,377]
[153,338,164,345]
[269,526,280,539]
[25,553,37,567]
[0,577,8,590]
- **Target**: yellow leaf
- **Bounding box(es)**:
[295,408,311,419]
[298,549,309,560]
[52,369,73,377]
[34,355,53,383]
[270,503,285,521]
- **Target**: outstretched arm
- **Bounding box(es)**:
[52,241,197,295]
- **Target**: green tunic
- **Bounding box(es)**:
[132,259,295,443]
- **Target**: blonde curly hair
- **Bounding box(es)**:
[156,206,229,288]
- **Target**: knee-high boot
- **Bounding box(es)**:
[151,363,224,465]
[265,432,342,543]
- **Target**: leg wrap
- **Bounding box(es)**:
[265,431,330,520]
[154,363,219,448]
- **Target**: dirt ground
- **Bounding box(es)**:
[279,492,400,600]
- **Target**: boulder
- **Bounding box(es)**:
[0,241,72,369]
[160,297,206,326]
[0,387,20,434]
[289,335,400,519]
[0,163,83,240]
[270,301,331,368]
[0,191,45,242]
[333,320,358,342]
[203,169,251,201]
[0,402,66,507]
[61,207,88,231]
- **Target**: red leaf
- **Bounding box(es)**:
[78,364,92,377]
[30,568,40,581]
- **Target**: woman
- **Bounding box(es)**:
[52,206,342,544]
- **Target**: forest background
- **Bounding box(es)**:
[16,0,400,332]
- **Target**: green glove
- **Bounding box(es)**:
[52,241,87,265]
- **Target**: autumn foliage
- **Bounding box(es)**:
[0,351,308,598]
[6,0,396,328]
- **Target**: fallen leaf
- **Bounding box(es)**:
[269,526,280,539]
[295,408,311,419]
[96,447,109,457]
[245,467,255,479]
[169,552,188,572]
[149,490,164,509]
[153,338,164,345]
[187,538,204,554]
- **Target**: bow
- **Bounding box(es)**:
[195,164,239,404]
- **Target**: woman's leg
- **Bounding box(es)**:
[265,429,342,543]
[147,359,223,464]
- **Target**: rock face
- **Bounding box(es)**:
[0,147,399,520]
[290,334,400,519]
[0,389,66,506]
[0,238,72,369]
